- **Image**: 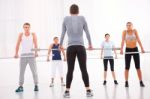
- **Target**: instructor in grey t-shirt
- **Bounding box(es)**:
[59,4,93,98]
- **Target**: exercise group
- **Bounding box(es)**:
[13,4,145,98]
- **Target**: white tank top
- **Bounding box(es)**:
[125,30,136,41]
[21,33,34,54]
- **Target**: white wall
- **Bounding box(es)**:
[1,0,150,55]
[0,0,65,57]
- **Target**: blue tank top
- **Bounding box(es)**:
[52,44,62,60]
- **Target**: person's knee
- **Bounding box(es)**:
[125,69,129,72]
[125,66,130,70]
[111,66,114,71]
[135,66,140,70]
[111,69,114,72]
[81,71,88,78]
[67,71,73,77]
[104,66,107,71]
[33,73,38,77]
[136,68,141,70]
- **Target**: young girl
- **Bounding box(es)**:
[101,33,118,85]
[47,37,66,87]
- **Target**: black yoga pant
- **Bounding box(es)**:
[66,45,89,88]
[125,47,140,70]
[103,58,114,71]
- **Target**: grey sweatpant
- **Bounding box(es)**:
[19,53,38,86]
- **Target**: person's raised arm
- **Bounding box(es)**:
[14,33,23,58]
[83,17,92,50]
[120,31,126,54]
[33,33,38,57]
[134,29,145,53]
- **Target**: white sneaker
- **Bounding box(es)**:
[86,90,93,97]
[63,91,70,98]
[49,83,54,87]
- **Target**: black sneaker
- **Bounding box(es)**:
[140,81,145,87]
[114,80,118,85]
[63,91,70,98]
[34,85,39,91]
[86,90,93,97]
[103,80,107,85]
[15,86,23,92]
[125,81,129,87]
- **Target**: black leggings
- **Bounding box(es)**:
[103,57,114,71]
[125,47,140,70]
[66,45,89,88]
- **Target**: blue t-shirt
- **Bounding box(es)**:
[52,44,62,60]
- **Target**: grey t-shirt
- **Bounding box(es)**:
[60,16,92,47]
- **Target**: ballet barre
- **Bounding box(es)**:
[31,48,121,51]
[0,55,47,60]
[0,51,149,60]
[32,57,124,62]
[0,55,123,60]
[88,57,123,59]
[119,51,150,55]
